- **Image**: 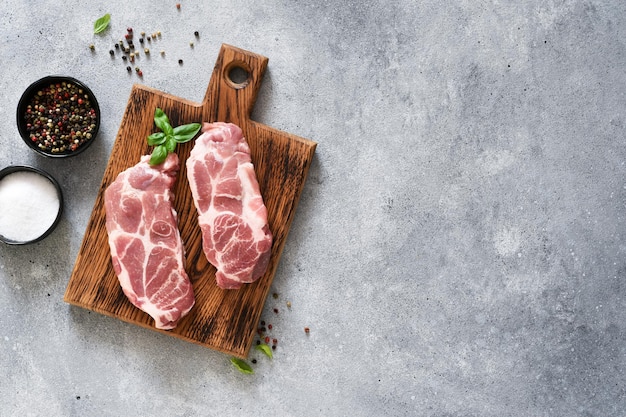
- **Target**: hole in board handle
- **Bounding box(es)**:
[225,61,251,89]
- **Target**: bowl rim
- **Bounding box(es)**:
[0,165,64,245]
[16,75,101,158]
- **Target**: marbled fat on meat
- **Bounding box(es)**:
[104,153,195,329]
[186,122,272,289]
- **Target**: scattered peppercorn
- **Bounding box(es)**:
[261,320,265,326]
[273,293,279,299]
[139,37,144,44]
[157,31,162,37]
[251,359,257,364]
[304,327,310,334]
[109,50,115,56]
[140,31,145,37]
[178,59,183,65]
[144,48,150,54]
[273,308,279,314]
[286,301,292,308]
[256,340,260,345]
[89,44,95,50]
[176,3,181,9]
[273,338,278,344]
[264,336,270,343]
[272,345,276,350]
[135,67,140,73]
[194,31,199,37]
[126,66,132,72]
[138,70,143,77]
[160,50,165,56]
[122,55,127,61]
[114,43,119,50]
[189,41,194,48]
[268,324,273,330]
[127,27,133,33]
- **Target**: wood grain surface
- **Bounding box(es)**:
[64,44,317,358]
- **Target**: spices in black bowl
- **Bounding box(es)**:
[17,76,100,158]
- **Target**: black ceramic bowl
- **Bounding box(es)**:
[16,76,100,158]
[0,165,64,245]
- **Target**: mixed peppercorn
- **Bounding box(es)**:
[94,25,198,77]
[22,81,98,154]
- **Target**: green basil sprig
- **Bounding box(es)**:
[93,14,111,34]
[147,108,201,165]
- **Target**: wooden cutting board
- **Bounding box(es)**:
[64,44,317,358]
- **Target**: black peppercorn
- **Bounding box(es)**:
[126,66,131,72]
[109,50,114,56]
[23,81,98,154]
[194,31,199,37]
[178,59,183,65]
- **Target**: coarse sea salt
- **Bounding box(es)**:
[0,171,60,242]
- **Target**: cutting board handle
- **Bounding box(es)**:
[202,44,269,126]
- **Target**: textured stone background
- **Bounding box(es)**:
[1,1,625,416]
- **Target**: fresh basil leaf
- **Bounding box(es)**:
[147,132,166,146]
[153,108,172,135]
[230,358,254,374]
[255,343,273,359]
[149,144,168,165]
[165,136,177,153]
[173,123,201,143]
[93,13,111,34]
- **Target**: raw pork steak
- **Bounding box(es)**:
[186,122,272,289]
[104,153,195,329]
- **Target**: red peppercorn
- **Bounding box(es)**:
[304,327,310,334]
[268,324,273,330]
[272,338,277,345]
[176,3,181,9]
[138,70,143,77]
[264,336,270,343]
[127,27,133,33]
[273,308,279,314]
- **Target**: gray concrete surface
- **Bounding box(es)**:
[1,1,625,416]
